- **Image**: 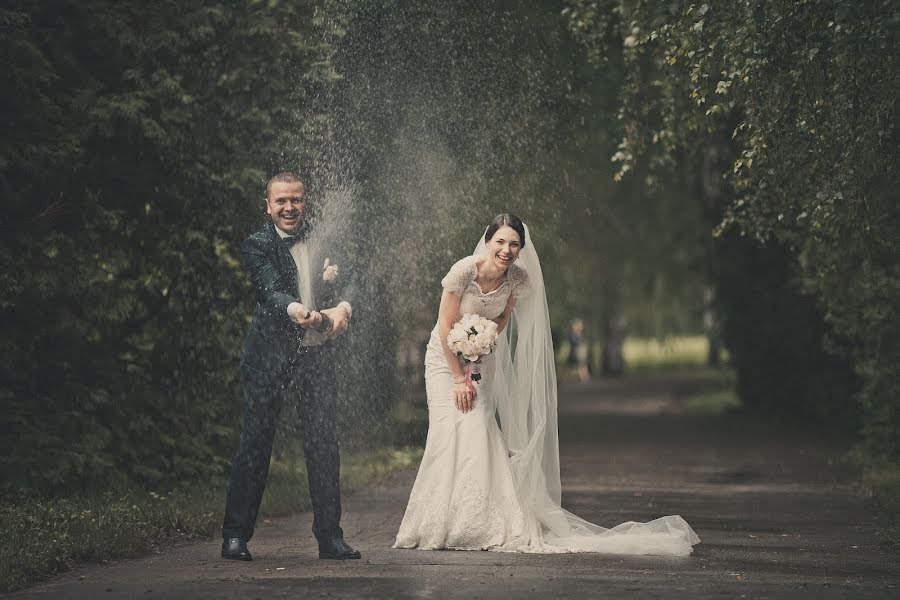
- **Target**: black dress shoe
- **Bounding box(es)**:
[318,537,361,560]
[221,538,252,561]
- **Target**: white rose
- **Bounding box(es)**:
[447,329,466,345]
[474,332,494,350]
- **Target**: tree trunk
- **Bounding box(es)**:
[704,285,722,367]
[702,145,724,368]
[601,314,627,376]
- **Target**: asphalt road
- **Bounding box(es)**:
[12,377,899,599]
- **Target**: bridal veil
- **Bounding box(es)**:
[475,224,700,555]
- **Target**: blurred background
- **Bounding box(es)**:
[1,0,896,591]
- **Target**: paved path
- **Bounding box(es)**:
[12,378,899,599]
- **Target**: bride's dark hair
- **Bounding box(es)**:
[484,213,526,248]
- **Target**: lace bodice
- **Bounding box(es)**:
[440,255,527,320]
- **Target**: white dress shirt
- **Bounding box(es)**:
[274,224,351,346]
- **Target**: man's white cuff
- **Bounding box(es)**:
[338,301,352,319]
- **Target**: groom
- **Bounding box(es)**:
[221,172,360,561]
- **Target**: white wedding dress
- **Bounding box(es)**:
[393,228,700,555]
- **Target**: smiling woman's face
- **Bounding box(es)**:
[266,181,306,233]
[486,225,522,270]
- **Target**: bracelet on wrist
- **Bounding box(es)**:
[453,378,466,385]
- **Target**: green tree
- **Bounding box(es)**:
[564,1,897,455]
[322,0,714,387]
[0,0,337,494]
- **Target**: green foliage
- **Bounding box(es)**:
[861,460,900,514]
[564,1,899,457]
[857,456,900,551]
[0,1,336,494]
[715,232,858,422]
[622,336,712,370]
[322,0,595,412]
[0,490,220,593]
[324,0,712,368]
[682,388,740,416]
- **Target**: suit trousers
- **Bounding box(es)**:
[222,345,343,544]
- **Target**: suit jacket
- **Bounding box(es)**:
[240,221,356,374]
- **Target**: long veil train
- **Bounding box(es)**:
[478,224,700,555]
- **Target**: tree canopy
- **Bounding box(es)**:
[1,0,895,497]
[564,0,898,459]
[1,0,334,492]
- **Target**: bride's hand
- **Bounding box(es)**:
[453,380,476,413]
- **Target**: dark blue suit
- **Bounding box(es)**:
[223,221,356,544]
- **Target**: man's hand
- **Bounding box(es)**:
[320,305,351,340]
[287,302,322,329]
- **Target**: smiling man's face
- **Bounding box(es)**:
[266,181,306,234]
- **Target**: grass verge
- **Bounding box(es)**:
[682,388,742,415]
[858,458,900,552]
[622,335,714,370]
[556,335,730,381]
[0,444,423,593]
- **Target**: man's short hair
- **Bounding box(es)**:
[266,172,305,198]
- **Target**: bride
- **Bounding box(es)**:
[393,214,700,555]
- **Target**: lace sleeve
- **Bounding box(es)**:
[508,263,529,299]
[440,256,477,295]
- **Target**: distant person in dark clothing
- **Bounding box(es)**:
[566,318,590,382]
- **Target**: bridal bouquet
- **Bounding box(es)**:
[447,314,499,383]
